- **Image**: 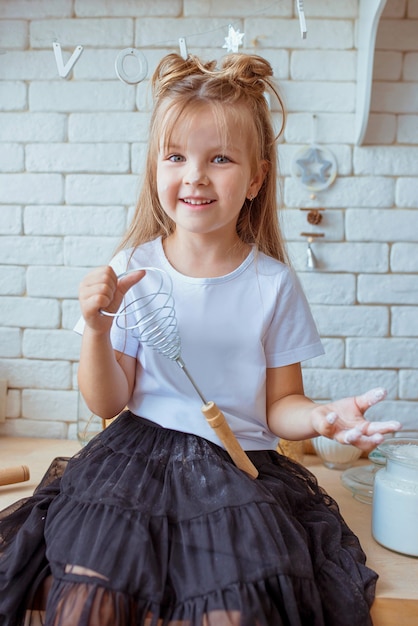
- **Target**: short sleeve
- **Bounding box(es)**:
[263,268,324,368]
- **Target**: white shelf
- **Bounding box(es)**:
[355,0,388,144]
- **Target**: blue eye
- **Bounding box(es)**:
[168,154,184,162]
[213,155,230,164]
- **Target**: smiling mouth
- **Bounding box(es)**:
[182,198,214,206]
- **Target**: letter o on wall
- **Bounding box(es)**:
[115,48,148,84]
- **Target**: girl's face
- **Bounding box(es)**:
[156,104,265,243]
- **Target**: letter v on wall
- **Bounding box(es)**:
[53,42,84,79]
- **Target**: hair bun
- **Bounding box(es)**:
[219,54,274,93]
[152,53,217,99]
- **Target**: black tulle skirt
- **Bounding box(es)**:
[0,411,377,626]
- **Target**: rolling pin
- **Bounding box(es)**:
[0,465,30,487]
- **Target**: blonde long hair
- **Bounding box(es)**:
[118,52,288,264]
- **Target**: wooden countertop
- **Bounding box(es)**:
[1,437,417,624]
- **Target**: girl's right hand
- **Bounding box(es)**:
[79,266,145,334]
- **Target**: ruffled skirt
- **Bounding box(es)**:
[0,411,377,626]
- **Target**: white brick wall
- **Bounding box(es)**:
[1,0,418,439]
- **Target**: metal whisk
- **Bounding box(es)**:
[101,267,258,479]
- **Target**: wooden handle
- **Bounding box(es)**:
[0,465,30,487]
[202,401,258,479]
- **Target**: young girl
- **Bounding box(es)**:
[0,53,401,626]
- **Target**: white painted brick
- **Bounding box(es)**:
[391,306,418,336]
[0,113,66,141]
[373,51,403,80]
[6,389,21,419]
[358,274,418,304]
[285,176,394,208]
[363,114,397,145]
[0,236,62,265]
[136,18,241,48]
[0,358,71,389]
[0,206,22,235]
[281,81,355,113]
[0,328,21,357]
[404,52,418,80]
[30,18,133,48]
[396,178,418,208]
[347,338,418,368]
[397,115,418,143]
[281,206,344,241]
[0,296,60,328]
[131,143,148,176]
[76,0,182,17]
[29,81,136,112]
[184,0,291,17]
[371,83,418,114]
[26,266,87,298]
[72,49,127,80]
[298,272,356,305]
[399,370,418,399]
[0,266,25,295]
[291,51,356,81]
[279,144,352,177]
[295,0,357,17]
[0,51,58,80]
[346,208,418,242]
[302,369,398,401]
[69,112,150,142]
[0,418,68,438]
[64,236,120,267]
[354,146,418,175]
[284,113,355,144]
[0,143,24,172]
[26,143,130,173]
[24,205,127,236]
[23,329,80,361]
[135,80,154,113]
[245,18,353,50]
[391,243,418,271]
[62,300,82,330]
[0,174,63,204]
[361,401,418,430]
[22,389,78,421]
[303,338,345,369]
[376,19,418,51]
[0,20,27,48]
[0,81,26,110]
[0,1,72,19]
[65,174,139,205]
[67,422,78,439]
[289,242,388,273]
[311,305,389,337]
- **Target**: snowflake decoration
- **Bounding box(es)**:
[222,25,245,53]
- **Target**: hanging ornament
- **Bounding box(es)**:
[292,144,337,192]
[291,115,337,192]
[115,48,148,85]
[300,232,324,271]
[53,42,84,79]
[222,25,245,53]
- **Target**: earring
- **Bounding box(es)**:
[247,193,255,201]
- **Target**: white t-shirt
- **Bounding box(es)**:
[76,237,324,451]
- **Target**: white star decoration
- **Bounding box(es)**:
[222,25,245,53]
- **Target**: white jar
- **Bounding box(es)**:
[311,436,362,470]
[372,438,418,556]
